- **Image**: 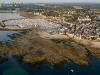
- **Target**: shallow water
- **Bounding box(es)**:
[0,56,100,75]
[0,13,24,42]
[0,13,24,21]
[0,31,21,43]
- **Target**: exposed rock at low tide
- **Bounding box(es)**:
[86,47,100,58]
[0,56,8,64]
[0,29,90,66]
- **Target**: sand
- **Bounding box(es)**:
[38,31,68,39]
[38,30,100,49]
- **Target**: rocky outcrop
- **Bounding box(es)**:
[0,29,90,66]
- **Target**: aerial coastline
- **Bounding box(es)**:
[0,3,100,67]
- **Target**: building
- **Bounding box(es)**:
[78,16,91,22]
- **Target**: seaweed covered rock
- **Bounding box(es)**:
[0,56,8,64]
[0,30,90,66]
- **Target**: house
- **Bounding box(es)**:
[78,16,91,22]
[89,36,97,40]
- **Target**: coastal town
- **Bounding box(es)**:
[5,16,100,41]
[0,3,100,41]
[0,3,100,73]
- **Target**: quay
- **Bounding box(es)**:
[0,10,16,13]
[0,27,34,31]
[0,17,61,32]
[0,21,5,27]
[2,18,27,22]
[0,18,27,27]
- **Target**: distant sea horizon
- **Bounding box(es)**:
[0,1,100,4]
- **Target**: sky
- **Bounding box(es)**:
[0,0,100,3]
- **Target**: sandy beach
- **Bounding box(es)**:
[38,30,68,39]
[38,30,100,49]
[91,42,100,48]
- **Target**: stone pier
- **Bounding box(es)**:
[0,21,5,27]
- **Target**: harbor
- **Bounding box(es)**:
[8,18,61,29]
[2,17,62,34]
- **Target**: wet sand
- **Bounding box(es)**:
[38,31,68,39]
[38,30,100,49]
[91,42,100,48]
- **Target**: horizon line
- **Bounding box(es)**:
[24,1,100,4]
[0,2,100,3]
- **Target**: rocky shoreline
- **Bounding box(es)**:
[0,29,93,66]
[0,56,8,64]
[0,11,100,67]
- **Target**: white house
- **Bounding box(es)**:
[78,16,91,22]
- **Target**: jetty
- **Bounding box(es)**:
[0,27,34,31]
[0,17,61,32]
[2,18,27,22]
[0,10,16,13]
[0,21,5,27]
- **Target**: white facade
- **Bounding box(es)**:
[78,17,91,22]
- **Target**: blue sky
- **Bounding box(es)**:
[0,0,100,3]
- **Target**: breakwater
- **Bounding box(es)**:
[0,21,5,27]
[2,18,27,22]
[0,27,34,31]
[1,18,27,27]
[0,10,16,13]
[0,18,32,31]
[0,18,34,31]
